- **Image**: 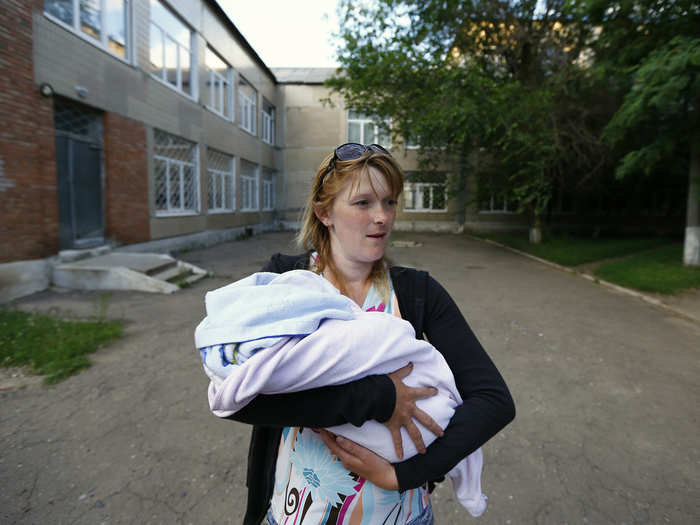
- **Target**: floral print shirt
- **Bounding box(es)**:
[268,266,430,524]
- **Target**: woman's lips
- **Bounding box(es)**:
[367,233,386,239]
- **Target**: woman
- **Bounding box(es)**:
[230,143,515,525]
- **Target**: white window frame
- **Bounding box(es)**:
[403,182,448,213]
[149,0,195,99]
[153,155,200,216]
[240,164,259,211]
[207,151,235,214]
[262,103,275,145]
[346,110,391,148]
[205,46,233,121]
[43,0,132,64]
[238,78,257,135]
[262,176,275,211]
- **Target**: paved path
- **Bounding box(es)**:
[1,232,698,524]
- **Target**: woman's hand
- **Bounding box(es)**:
[319,430,399,490]
[385,362,443,459]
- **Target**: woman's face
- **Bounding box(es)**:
[319,166,397,269]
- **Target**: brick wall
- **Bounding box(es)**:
[103,113,150,245]
[0,1,59,263]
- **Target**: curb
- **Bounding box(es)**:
[468,235,700,326]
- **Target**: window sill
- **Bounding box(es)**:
[150,74,197,103]
[239,125,257,137]
[477,210,519,215]
[207,209,236,215]
[205,106,234,123]
[44,12,133,66]
[154,211,200,217]
[403,209,449,214]
[240,208,260,212]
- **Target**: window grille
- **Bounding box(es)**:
[149,0,193,95]
[153,129,199,215]
[240,160,259,211]
[53,97,103,143]
[44,0,129,59]
[347,110,390,148]
[207,149,235,213]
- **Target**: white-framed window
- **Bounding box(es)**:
[44,0,130,60]
[205,47,233,120]
[153,129,199,215]
[403,172,448,212]
[262,169,276,211]
[403,183,448,212]
[262,100,276,145]
[404,135,420,149]
[207,149,235,213]
[347,110,391,148]
[238,77,257,135]
[240,160,259,211]
[149,0,193,96]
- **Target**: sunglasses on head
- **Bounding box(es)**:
[320,143,392,181]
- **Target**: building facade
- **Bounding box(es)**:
[1,0,526,266]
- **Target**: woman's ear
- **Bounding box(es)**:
[314,206,331,227]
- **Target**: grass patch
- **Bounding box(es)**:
[0,310,123,384]
[474,233,675,266]
[594,243,700,294]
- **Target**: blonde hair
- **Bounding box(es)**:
[297,149,404,303]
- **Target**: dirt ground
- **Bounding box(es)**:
[1,232,698,524]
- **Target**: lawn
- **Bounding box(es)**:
[474,233,675,267]
[594,243,700,295]
[0,310,123,384]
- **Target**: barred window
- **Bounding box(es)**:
[478,174,517,213]
[207,149,235,213]
[205,47,233,119]
[149,0,193,96]
[238,77,257,135]
[153,129,199,215]
[262,169,275,211]
[240,160,259,211]
[262,100,275,145]
[347,110,390,148]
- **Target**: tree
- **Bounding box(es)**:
[585,0,700,265]
[327,0,605,242]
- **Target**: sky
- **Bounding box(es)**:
[217,0,341,68]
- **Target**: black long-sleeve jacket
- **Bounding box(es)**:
[232,253,515,525]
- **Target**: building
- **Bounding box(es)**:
[1,0,530,272]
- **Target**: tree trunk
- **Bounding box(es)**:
[529,211,542,244]
[683,132,700,266]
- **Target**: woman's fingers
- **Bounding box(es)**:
[412,406,444,438]
[404,419,427,454]
[390,427,404,460]
[388,361,413,381]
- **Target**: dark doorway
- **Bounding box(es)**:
[54,98,104,249]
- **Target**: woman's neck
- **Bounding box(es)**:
[324,257,374,307]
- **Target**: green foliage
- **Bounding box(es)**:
[602,36,700,178]
[328,0,608,227]
[0,310,123,384]
[594,243,700,294]
[477,233,674,266]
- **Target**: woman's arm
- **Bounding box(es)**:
[394,275,516,491]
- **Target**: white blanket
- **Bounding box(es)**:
[195,270,487,516]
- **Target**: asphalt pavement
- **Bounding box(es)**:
[1,232,698,524]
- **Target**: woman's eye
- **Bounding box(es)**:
[354,200,369,206]
[386,199,397,206]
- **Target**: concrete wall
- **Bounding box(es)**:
[29,0,282,248]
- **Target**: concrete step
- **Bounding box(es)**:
[52,253,207,294]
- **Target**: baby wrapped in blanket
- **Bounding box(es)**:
[195,269,487,517]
